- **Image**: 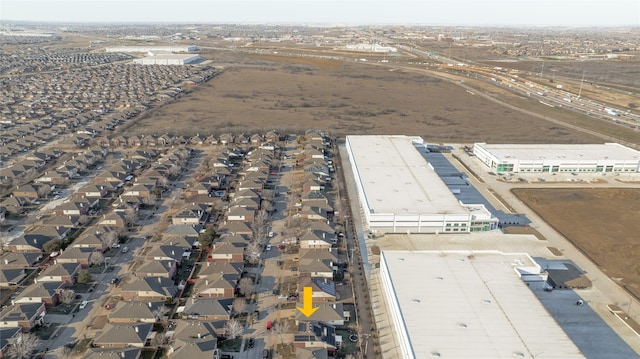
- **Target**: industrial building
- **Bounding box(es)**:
[473,143,640,173]
[379,250,584,359]
[133,54,200,65]
[106,45,197,53]
[344,44,398,53]
[345,135,495,234]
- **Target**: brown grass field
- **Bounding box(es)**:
[132,52,607,144]
[512,188,640,299]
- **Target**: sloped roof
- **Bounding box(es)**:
[82,348,142,359]
[94,323,153,346]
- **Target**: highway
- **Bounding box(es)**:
[396,43,640,131]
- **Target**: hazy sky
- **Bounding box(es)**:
[2,0,639,26]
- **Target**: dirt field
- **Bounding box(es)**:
[132,52,606,144]
[512,188,640,299]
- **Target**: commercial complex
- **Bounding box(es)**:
[379,250,584,359]
[473,143,640,173]
[345,135,495,234]
[106,45,197,53]
[133,54,200,65]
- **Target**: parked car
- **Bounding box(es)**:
[262,349,271,358]
[111,243,121,248]
[104,303,115,310]
[265,245,272,251]
[79,301,88,309]
[247,338,255,348]
[121,247,129,253]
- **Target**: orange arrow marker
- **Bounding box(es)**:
[297,286,319,317]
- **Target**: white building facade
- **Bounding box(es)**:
[473,143,640,173]
[346,135,495,234]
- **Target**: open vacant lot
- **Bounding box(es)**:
[132,52,604,144]
[513,188,640,299]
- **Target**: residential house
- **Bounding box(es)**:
[226,207,255,222]
[12,185,40,200]
[172,203,208,225]
[0,302,46,332]
[181,298,231,321]
[299,258,335,279]
[145,245,185,264]
[98,212,127,228]
[76,184,109,199]
[216,221,252,236]
[0,196,24,215]
[294,322,338,356]
[120,277,177,301]
[193,273,237,298]
[135,260,177,279]
[208,242,244,263]
[12,281,63,307]
[52,200,90,216]
[296,347,330,359]
[42,215,81,228]
[108,301,164,324]
[295,303,345,326]
[0,327,22,359]
[197,261,243,278]
[299,230,333,249]
[0,252,42,269]
[55,247,95,268]
[72,232,108,252]
[36,262,80,285]
[0,268,27,287]
[298,277,336,302]
[167,321,220,358]
[82,348,142,359]
[93,323,153,348]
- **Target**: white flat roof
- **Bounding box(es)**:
[476,143,640,162]
[382,250,585,359]
[347,135,467,215]
[140,54,199,60]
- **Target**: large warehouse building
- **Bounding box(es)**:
[379,250,584,359]
[345,135,496,234]
[106,45,197,53]
[473,143,640,173]
[132,54,200,65]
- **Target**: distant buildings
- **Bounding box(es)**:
[344,43,397,53]
[106,45,197,53]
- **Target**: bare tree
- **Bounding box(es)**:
[251,210,269,244]
[6,332,41,359]
[124,207,137,226]
[237,277,254,297]
[37,185,50,198]
[78,215,91,226]
[153,305,169,321]
[89,251,104,267]
[100,231,119,248]
[271,321,291,347]
[168,164,181,178]
[232,297,247,316]
[159,176,170,188]
[245,241,262,265]
[58,289,75,306]
[356,323,365,357]
[224,319,244,339]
